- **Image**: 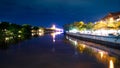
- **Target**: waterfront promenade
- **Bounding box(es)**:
[66,32,120,48]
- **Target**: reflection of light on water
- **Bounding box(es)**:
[68,37,77,46]
[98,50,108,59]
[99,51,104,58]
[109,60,114,68]
[53,39,55,42]
[66,36,68,39]
[51,33,56,42]
[78,44,86,53]
[74,41,77,45]
[32,33,35,36]
[82,44,86,48]
[38,32,44,36]
[5,37,10,41]
[51,32,63,42]
[18,35,21,38]
[67,36,118,68]
[32,32,44,36]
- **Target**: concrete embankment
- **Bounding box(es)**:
[66,32,120,49]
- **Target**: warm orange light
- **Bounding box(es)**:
[109,17,114,23]
[109,60,114,68]
[99,51,104,58]
[82,44,86,48]
[39,32,44,36]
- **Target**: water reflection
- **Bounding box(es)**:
[51,33,56,42]
[0,35,31,49]
[99,51,104,59]
[0,32,62,50]
[32,32,44,37]
[65,35,120,68]
[109,60,114,68]
[50,32,63,53]
[38,32,44,36]
[51,32,63,42]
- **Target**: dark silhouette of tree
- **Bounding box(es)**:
[0,22,10,30]
[21,24,32,38]
[32,26,39,30]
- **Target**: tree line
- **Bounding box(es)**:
[63,21,120,31]
[0,21,44,41]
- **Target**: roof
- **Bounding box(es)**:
[102,11,120,20]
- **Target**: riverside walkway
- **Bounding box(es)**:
[66,32,120,48]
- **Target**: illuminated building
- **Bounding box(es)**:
[102,11,120,22]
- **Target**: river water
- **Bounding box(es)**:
[0,32,120,68]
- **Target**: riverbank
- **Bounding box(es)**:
[66,32,120,49]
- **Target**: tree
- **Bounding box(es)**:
[63,23,74,31]
[93,21,107,30]
[73,21,84,28]
[0,22,10,30]
[32,26,39,30]
[86,22,94,30]
[21,24,32,37]
[7,23,22,38]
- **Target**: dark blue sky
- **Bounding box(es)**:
[0,0,120,28]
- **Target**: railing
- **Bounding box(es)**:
[67,32,120,44]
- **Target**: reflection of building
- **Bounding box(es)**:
[102,11,120,22]
[66,36,120,68]
[31,28,44,36]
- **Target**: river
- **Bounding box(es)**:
[0,32,120,68]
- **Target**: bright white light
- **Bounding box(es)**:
[18,35,21,37]
[109,60,114,68]
[39,29,42,32]
[32,33,35,36]
[39,32,44,36]
[51,25,56,29]
[109,17,114,23]
[5,37,9,41]
[51,32,63,42]
[69,29,79,33]
[74,40,77,45]
[18,31,22,33]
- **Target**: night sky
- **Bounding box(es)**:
[0,0,120,28]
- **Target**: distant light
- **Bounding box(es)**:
[5,37,9,41]
[18,35,21,37]
[109,17,114,23]
[39,32,44,36]
[51,25,56,29]
[32,33,35,36]
[39,29,44,32]
[74,40,77,45]
[39,29,42,32]
[69,29,79,33]
[18,31,22,33]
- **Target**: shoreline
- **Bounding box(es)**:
[65,32,120,49]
